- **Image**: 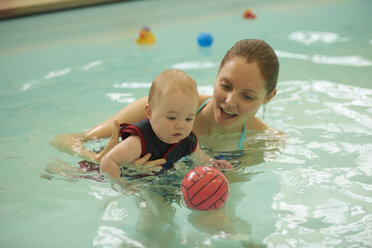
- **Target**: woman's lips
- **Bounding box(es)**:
[219,106,237,119]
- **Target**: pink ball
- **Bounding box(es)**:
[181,166,229,211]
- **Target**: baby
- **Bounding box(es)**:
[100,69,233,178]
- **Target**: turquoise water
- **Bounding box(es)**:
[1,0,371,247]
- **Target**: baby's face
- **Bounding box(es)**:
[148,90,198,144]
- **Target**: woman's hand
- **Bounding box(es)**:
[212,160,234,170]
[96,120,121,161]
[50,133,101,163]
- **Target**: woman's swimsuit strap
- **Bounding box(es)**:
[196,98,245,150]
[196,98,211,114]
[237,122,246,150]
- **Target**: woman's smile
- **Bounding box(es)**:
[219,106,238,119]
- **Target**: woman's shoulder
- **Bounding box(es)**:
[246,117,284,134]
[246,117,269,130]
[198,94,211,106]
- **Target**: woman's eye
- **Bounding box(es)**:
[244,95,254,100]
[221,83,231,90]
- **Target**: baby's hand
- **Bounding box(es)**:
[212,160,234,170]
[133,153,165,174]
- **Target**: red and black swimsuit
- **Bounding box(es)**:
[120,118,197,170]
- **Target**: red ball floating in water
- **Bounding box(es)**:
[181,166,229,211]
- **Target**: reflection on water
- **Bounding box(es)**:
[84,60,103,71]
[289,31,348,45]
[172,61,217,70]
[105,92,136,103]
[311,55,372,66]
[279,30,372,67]
[102,201,129,221]
[94,226,146,248]
[276,50,372,67]
[44,68,71,79]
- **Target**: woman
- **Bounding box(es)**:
[51,39,280,167]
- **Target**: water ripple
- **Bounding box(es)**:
[276,51,372,67]
[44,68,71,79]
[311,55,372,67]
[324,102,372,130]
[102,201,128,221]
[266,184,372,247]
[275,50,309,60]
[113,82,151,88]
[172,61,216,70]
[83,60,103,70]
[93,226,145,248]
[87,185,120,200]
[312,80,372,101]
[289,31,348,45]
[106,93,136,103]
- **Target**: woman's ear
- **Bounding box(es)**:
[264,88,277,104]
[145,104,152,118]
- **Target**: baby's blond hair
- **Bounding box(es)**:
[148,70,199,108]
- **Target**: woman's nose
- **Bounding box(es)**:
[225,92,237,106]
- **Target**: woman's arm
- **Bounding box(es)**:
[85,97,149,139]
[50,97,149,162]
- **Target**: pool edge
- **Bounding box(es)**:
[0,0,133,20]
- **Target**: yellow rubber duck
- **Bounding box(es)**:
[136,26,156,45]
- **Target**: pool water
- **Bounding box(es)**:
[1,0,371,247]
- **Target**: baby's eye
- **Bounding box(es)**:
[186,118,194,122]
[167,116,176,120]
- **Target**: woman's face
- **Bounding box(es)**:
[213,56,274,129]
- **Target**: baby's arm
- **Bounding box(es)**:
[100,136,142,178]
[190,143,234,170]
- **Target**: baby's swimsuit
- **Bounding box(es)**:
[120,118,197,171]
